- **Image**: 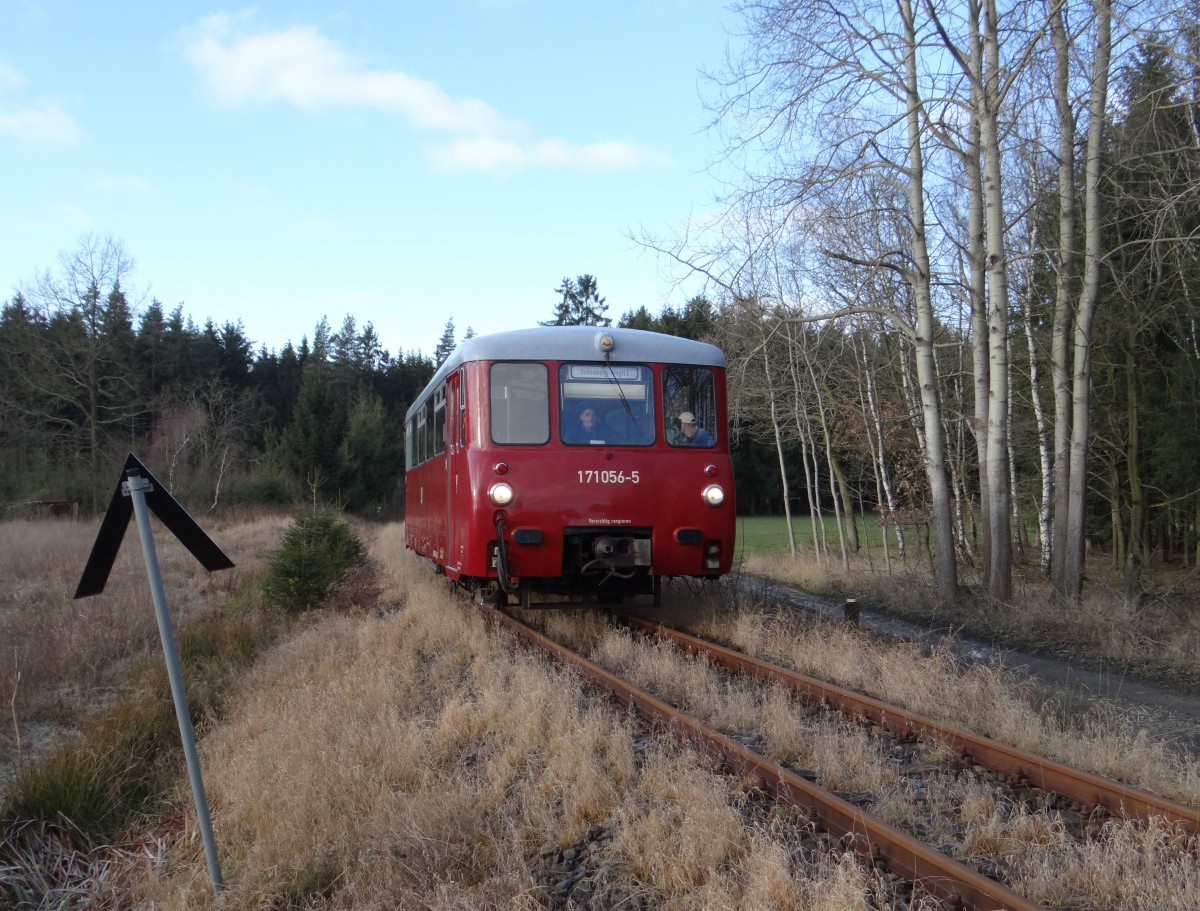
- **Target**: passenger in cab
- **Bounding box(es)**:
[565,405,606,444]
[677,411,715,447]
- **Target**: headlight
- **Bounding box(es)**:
[488,482,514,506]
[702,484,725,507]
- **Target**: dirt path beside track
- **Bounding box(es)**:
[750,576,1200,756]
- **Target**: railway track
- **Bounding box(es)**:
[481,603,1042,910]
[754,575,1200,757]
[479,601,1199,911]
[616,613,1200,836]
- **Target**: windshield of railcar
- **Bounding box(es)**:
[663,365,718,447]
[490,362,549,445]
[559,363,655,446]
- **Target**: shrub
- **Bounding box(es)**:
[261,512,367,613]
[4,688,178,837]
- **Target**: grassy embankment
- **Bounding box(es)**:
[737,514,1200,686]
[2,515,908,909]
[2,512,1198,908]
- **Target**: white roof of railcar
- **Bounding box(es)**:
[407,326,725,422]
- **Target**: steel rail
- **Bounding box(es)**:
[483,604,1048,911]
[619,614,1200,836]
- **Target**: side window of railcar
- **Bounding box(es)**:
[490,363,549,445]
[457,369,467,447]
[559,363,655,446]
[433,386,446,456]
[415,407,428,463]
[429,402,437,460]
[663,366,718,447]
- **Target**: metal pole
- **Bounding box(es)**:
[124,474,224,893]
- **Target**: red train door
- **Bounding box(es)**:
[445,369,470,575]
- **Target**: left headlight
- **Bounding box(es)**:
[488,482,515,506]
[702,484,725,507]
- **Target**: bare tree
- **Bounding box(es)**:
[922,0,1054,599]
[20,234,143,510]
[1056,0,1112,602]
[656,0,1185,608]
[695,0,963,601]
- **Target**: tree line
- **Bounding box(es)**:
[5,0,1199,612]
[0,258,758,522]
[0,235,436,518]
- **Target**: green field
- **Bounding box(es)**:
[736,514,888,558]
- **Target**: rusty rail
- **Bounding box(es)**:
[484,604,1048,911]
[619,614,1200,836]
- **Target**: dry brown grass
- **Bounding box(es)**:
[741,549,1200,684]
[8,514,1198,909]
[536,599,1200,910]
[117,524,909,910]
[680,596,1200,809]
[1018,816,1200,909]
[0,512,292,790]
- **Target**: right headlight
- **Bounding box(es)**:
[702,484,725,507]
[488,482,515,506]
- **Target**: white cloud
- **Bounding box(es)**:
[183,15,513,136]
[181,15,672,174]
[0,102,79,143]
[0,60,26,91]
[430,136,527,172]
[0,60,80,143]
[433,136,673,173]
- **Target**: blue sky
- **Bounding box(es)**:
[1,1,740,358]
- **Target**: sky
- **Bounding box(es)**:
[1,1,743,359]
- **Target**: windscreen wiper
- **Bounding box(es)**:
[605,355,636,425]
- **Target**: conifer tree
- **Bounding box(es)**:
[434,319,457,366]
[542,275,610,326]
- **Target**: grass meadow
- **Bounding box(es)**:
[736,514,889,559]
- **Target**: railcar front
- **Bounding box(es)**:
[404,326,735,606]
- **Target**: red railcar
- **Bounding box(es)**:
[403,326,735,606]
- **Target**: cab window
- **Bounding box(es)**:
[559,363,654,446]
[490,363,549,445]
[663,366,717,447]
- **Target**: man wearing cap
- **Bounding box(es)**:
[677,411,715,446]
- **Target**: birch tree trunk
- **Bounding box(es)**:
[980,0,1013,602]
[859,334,903,562]
[764,344,797,557]
[1050,0,1079,597]
[964,0,993,589]
[902,0,958,603]
[1021,291,1053,574]
[784,323,826,559]
[1061,0,1112,603]
[802,336,852,567]
[1124,340,1146,603]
